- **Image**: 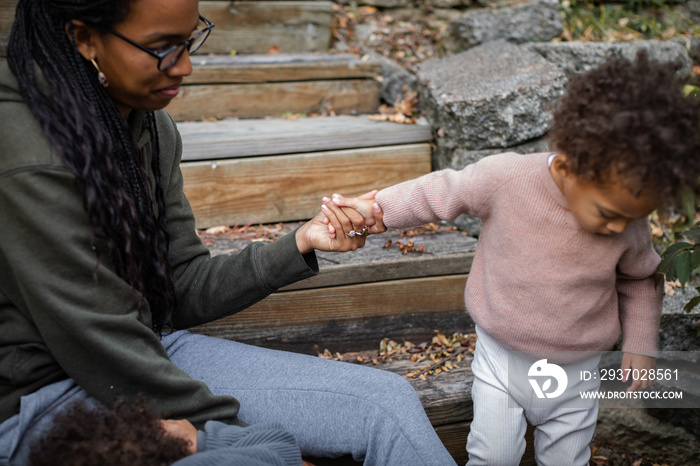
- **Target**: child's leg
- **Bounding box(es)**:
[526,354,601,466]
[466,327,528,465]
[162,330,458,466]
[467,376,527,465]
[530,402,599,466]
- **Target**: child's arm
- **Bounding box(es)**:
[620,353,655,392]
[616,221,663,374]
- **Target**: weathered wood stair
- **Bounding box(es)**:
[171,54,383,121]
[178,115,433,227]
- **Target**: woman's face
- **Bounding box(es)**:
[88,0,201,116]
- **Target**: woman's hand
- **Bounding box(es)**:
[295,197,371,254]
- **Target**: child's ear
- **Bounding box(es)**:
[65,20,99,62]
[551,153,572,179]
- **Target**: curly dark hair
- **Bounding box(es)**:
[29,398,191,466]
[548,50,700,206]
[8,0,176,333]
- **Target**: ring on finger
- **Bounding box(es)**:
[347,225,369,238]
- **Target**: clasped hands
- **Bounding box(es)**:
[295,191,385,255]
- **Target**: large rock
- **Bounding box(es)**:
[524,40,693,80]
[593,407,699,465]
[660,286,700,352]
[673,35,700,66]
[684,0,700,24]
[417,40,566,157]
[434,135,550,171]
[365,51,418,105]
[446,0,562,53]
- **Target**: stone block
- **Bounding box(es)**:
[433,135,550,171]
[673,35,700,66]
[446,0,562,53]
[417,40,566,157]
[365,50,418,105]
[524,40,693,80]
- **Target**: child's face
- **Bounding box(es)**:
[551,157,658,235]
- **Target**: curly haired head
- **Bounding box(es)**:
[548,50,700,206]
[29,398,191,466]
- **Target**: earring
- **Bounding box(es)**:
[90,58,109,88]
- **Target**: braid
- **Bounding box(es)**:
[8,0,177,334]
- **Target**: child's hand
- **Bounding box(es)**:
[161,419,197,454]
[330,192,386,236]
[620,352,655,392]
[295,197,370,254]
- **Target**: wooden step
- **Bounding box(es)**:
[177,113,429,160]
[185,54,382,85]
[0,0,16,59]
[0,1,334,57]
[177,115,432,228]
[192,222,478,353]
[199,1,333,55]
[169,54,382,121]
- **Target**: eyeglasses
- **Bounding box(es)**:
[107,15,214,71]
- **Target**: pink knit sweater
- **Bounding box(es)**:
[376,152,662,354]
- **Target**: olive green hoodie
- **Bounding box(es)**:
[0,63,318,426]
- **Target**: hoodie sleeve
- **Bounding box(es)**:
[177,421,302,466]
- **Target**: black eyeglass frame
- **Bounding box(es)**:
[106,15,214,71]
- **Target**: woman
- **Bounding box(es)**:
[0,0,456,465]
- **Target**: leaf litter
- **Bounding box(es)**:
[319,330,477,380]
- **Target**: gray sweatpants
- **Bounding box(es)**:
[0,330,456,466]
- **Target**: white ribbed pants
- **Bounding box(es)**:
[466,327,601,466]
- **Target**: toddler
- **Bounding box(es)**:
[29,398,306,466]
[329,50,700,465]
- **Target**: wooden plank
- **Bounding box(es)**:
[434,422,535,465]
[181,143,431,228]
[168,79,381,121]
[190,274,471,349]
[187,54,382,84]
[377,357,474,426]
[196,275,468,331]
[202,222,477,290]
[178,115,432,160]
[194,308,473,355]
[198,1,333,54]
[0,0,17,56]
[435,422,469,465]
[283,232,475,291]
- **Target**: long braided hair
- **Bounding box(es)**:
[8,0,176,334]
